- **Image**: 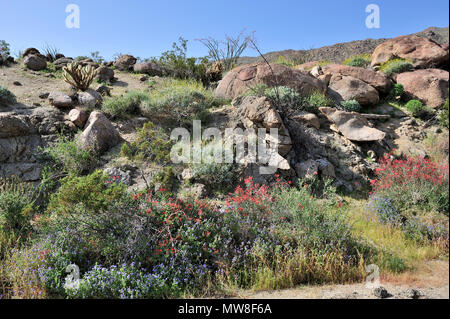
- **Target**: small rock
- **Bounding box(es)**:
[77,89,103,108]
[373,286,389,299]
[13,81,22,86]
[139,75,148,82]
[96,85,111,97]
[68,108,88,128]
[39,92,50,99]
[48,92,73,109]
[405,289,421,299]
[103,167,132,186]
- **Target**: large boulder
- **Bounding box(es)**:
[48,92,73,109]
[322,64,392,93]
[216,63,325,99]
[114,54,137,71]
[23,54,47,71]
[133,62,163,76]
[53,57,74,70]
[95,66,115,82]
[78,111,120,154]
[396,69,449,108]
[319,107,386,142]
[371,35,449,69]
[77,89,103,108]
[327,74,379,106]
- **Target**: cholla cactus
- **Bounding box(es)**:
[63,62,96,91]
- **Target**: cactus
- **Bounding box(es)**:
[63,62,96,91]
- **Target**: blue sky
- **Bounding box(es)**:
[1,0,448,60]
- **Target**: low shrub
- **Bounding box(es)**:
[191,162,236,193]
[0,85,17,106]
[302,90,334,112]
[39,135,97,177]
[340,100,361,112]
[439,98,449,129]
[405,99,425,117]
[387,83,404,101]
[379,58,413,76]
[264,86,303,111]
[273,55,301,68]
[139,79,222,126]
[0,40,10,65]
[102,91,150,119]
[343,54,371,68]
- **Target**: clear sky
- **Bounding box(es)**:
[1,0,448,60]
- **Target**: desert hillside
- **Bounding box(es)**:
[0,26,449,300]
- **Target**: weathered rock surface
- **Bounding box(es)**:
[319,107,386,142]
[133,62,163,76]
[291,111,320,129]
[396,69,449,108]
[48,92,73,109]
[68,108,88,128]
[322,64,392,93]
[77,89,103,108]
[216,63,324,99]
[78,111,120,154]
[327,74,379,106]
[23,54,47,71]
[371,35,449,68]
[114,54,137,71]
[95,66,115,82]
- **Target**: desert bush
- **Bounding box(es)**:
[302,90,334,112]
[0,85,16,106]
[340,99,361,112]
[63,62,96,91]
[155,37,209,84]
[139,79,222,126]
[39,135,96,177]
[121,122,172,164]
[273,55,303,68]
[370,153,449,214]
[439,98,449,129]
[380,58,413,76]
[263,86,303,111]
[0,179,35,245]
[46,170,126,218]
[197,31,253,71]
[41,44,60,62]
[0,40,10,65]
[90,51,104,64]
[405,99,425,117]
[191,162,236,193]
[102,91,149,119]
[343,54,371,68]
[387,83,404,101]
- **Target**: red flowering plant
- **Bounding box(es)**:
[370,153,449,214]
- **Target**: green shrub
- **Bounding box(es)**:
[0,85,16,106]
[102,91,150,119]
[0,40,10,65]
[439,98,449,128]
[263,86,303,111]
[387,83,404,100]
[380,59,413,76]
[139,79,221,126]
[405,99,425,117]
[46,170,126,217]
[343,54,371,68]
[273,55,301,68]
[340,99,361,112]
[191,162,236,193]
[0,179,34,239]
[39,135,96,176]
[121,122,173,164]
[302,90,334,112]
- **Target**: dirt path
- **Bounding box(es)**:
[234,260,449,299]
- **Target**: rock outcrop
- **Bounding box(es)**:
[327,74,380,106]
[78,111,121,154]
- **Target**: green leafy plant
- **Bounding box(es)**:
[387,83,404,101]
[405,99,425,117]
[340,99,361,112]
[0,40,11,65]
[380,59,413,76]
[343,53,371,68]
[102,91,150,119]
[0,85,16,106]
[439,98,449,128]
[302,90,334,112]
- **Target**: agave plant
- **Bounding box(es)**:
[63,62,96,91]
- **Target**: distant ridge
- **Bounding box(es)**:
[238,26,449,66]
